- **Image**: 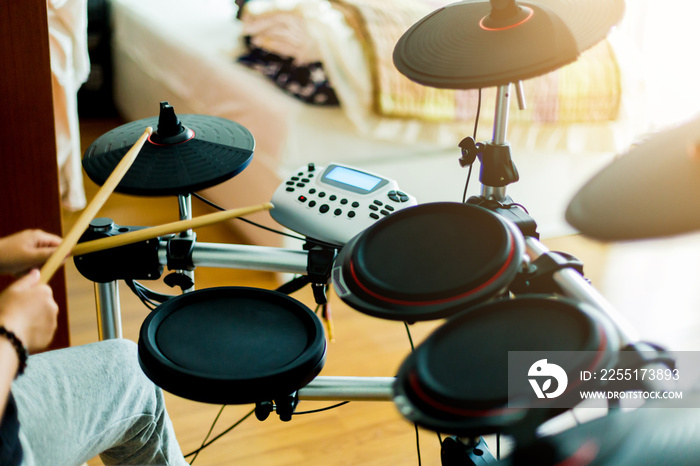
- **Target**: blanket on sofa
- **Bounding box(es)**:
[239,0,621,125]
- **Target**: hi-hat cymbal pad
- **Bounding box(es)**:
[393,0,625,89]
[83,103,255,196]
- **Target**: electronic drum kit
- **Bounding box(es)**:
[68,1,700,464]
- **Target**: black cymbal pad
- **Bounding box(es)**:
[83,113,255,196]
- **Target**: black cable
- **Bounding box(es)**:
[190,191,229,212]
[462,164,474,204]
[404,322,416,351]
[405,323,443,451]
[275,274,310,294]
[293,401,350,415]
[189,404,227,465]
[124,279,176,312]
[402,323,442,456]
[503,202,529,214]
[473,88,482,140]
[134,280,174,304]
[124,280,158,310]
[191,192,327,247]
[124,189,327,311]
[403,321,423,465]
[184,400,351,461]
[183,408,256,460]
[414,423,422,466]
[497,433,501,461]
[462,88,482,203]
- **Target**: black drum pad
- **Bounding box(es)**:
[333,202,524,321]
[138,287,326,404]
[394,297,619,436]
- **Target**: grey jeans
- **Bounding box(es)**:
[11,339,188,466]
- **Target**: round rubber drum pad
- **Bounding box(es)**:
[336,202,523,320]
[138,287,326,404]
[394,297,618,435]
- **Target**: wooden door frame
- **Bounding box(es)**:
[0,0,71,349]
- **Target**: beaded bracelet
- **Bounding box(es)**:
[0,326,28,378]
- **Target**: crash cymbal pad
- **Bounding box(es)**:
[83,102,255,196]
[566,115,700,241]
[393,0,625,89]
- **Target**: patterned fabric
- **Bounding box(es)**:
[238,36,340,106]
[330,0,621,123]
[330,0,453,121]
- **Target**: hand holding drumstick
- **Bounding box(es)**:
[0,230,62,355]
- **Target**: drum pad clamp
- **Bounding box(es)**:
[254,391,299,422]
[307,245,337,305]
[165,234,196,271]
[467,195,538,238]
[477,143,520,187]
[510,251,584,294]
[74,219,163,283]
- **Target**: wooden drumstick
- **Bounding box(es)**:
[71,203,274,256]
[39,127,153,284]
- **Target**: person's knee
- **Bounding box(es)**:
[100,337,138,357]
[93,339,167,411]
[97,339,141,371]
[93,339,149,388]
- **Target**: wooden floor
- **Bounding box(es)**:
[65,117,700,465]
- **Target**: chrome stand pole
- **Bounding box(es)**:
[525,236,639,345]
[95,281,122,340]
[298,376,394,401]
[480,84,512,202]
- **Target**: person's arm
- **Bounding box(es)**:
[0,229,61,420]
[0,269,59,418]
